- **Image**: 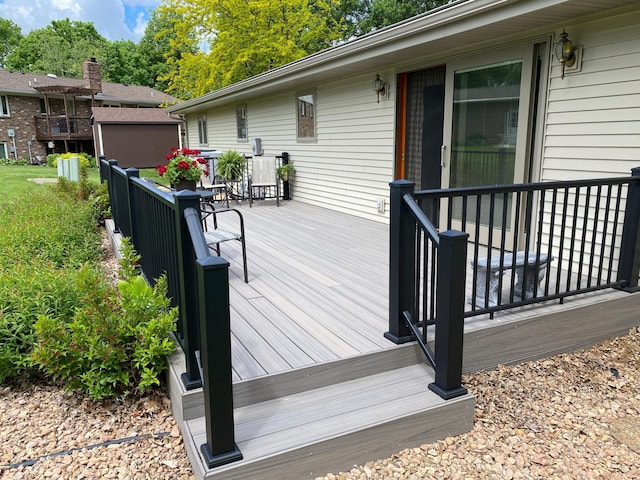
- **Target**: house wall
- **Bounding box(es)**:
[537,10,640,281]
[186,72,397,222]
[542,9,640,182]
[0,95,48,161]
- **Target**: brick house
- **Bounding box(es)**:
[0,58,177,162]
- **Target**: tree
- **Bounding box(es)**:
[337,0,451,39]
[0,18,23,69]
[102,40,147,85]
[158,0,343,98]
[135,8,184,91]
[6,19,107,78]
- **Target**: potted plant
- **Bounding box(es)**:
[156,147,208,190]
[276,163,295,182]
[216,150,247,180]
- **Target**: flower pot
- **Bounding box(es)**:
[172,179,197,191]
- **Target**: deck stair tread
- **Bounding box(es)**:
[183,363,475,480]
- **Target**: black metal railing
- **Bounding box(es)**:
[386,180,469,400]
[388,168,640,398]
[101,157,242,467]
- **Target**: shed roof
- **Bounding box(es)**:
[91,107,182,124]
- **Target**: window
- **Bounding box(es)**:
[39,98,48,114]
[0,95,10,117]
[296,91,316,141]
[198,114,208,145]
[236,105,247,140]
[0,142,7,159]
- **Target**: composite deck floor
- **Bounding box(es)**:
[201,197,627,383]
[207,199,390,382]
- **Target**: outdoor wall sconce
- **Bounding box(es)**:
[373,74,388,103]
[555,29,577,79]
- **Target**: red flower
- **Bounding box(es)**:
[155,165,167,176]
[177,160,190,171]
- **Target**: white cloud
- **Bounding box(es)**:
[0,0,161,41]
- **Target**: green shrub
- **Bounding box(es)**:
[0,265,83,382]
[32,248,178,400]
[0,189,103,382]
[47,152,96,169]
[0,156,29,166]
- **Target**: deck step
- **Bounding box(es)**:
[182,363,475,480]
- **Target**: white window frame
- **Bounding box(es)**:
[296,90,316,142]
[236,104,247,141]
[0,95,10,117]
[0,142,8,159]
[198,113,208,145]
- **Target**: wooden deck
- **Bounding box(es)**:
[108,197,640,480]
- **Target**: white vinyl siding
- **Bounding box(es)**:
[542,10,640,182]
[539,11,640,282]
[184,73,396,222]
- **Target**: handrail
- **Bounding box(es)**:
[402,193,439,244]
[102,157,242,467]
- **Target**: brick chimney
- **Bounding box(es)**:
[83,58,102,93]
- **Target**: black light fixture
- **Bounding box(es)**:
[373,73,387,103]
[555,30,577,79]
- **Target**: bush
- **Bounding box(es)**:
[47,152,96,170]
[0,157,29,166]
[32,242,178,400]
[0,189,103,382]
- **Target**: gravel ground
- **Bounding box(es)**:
[2,231,639,479]
[2,328,639,480]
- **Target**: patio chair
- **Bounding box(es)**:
[200,200,248,283]
[199,169,229,207]
[248,156,280,207]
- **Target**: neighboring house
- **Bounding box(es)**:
[0,58,177,162]
[92,108,183,169]
[168,0,640,223]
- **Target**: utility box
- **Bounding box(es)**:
[57,156,80,182]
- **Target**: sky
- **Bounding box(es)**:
[0,0,162,42]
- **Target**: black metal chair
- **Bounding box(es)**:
[199,200,248,282]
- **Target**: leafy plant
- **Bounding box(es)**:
[31,242,178,400]
[276,163,295,179]
[216,150,246,180]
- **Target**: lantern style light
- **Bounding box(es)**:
[373,74,387,103]
[555,30,576,79]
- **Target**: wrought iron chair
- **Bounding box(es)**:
[199,200,248,282]
[248,156,280,207]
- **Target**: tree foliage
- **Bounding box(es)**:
[339,0,451,38]
[0,18,23,69]
[6,19,107,78]
[158,0,344,99]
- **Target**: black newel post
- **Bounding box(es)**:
[281,152,290,200]
[385,180,417,344]
[197,256,243,468]
[618,167,640,292]
[174,190,205,390]
[429,229,468,400]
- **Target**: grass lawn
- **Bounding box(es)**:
[1,165,101,200]
[0,165,163,201]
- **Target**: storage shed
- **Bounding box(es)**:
[92,107,183,168]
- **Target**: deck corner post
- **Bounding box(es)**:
[617,167,640,292]
[429,229,468,400]
[174,190,206,390]
[385,180,417,344]
[196,256,243,468]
